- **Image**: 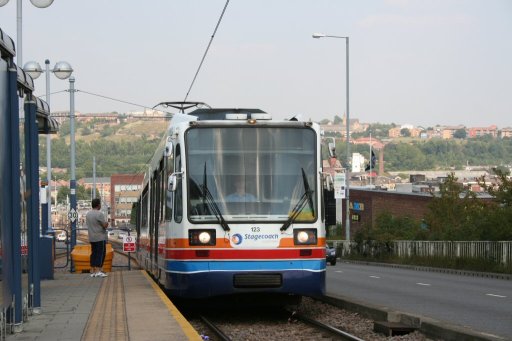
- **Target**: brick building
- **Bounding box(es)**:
[442,125,466,139]
[501,127,512,138]
[110,174,144,228]
[343,189,433,235]
[79,177,111,203]
[467,125,498,138]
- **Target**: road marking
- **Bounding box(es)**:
[335,271,343,273]
[369,275,380,279]
[486,294,507,298]
[416,283,431,286]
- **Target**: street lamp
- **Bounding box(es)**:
[68,76,77,261]
[23,59,73,234]
[312,32,351,241]
[0,0,55,65]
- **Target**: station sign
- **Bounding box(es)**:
[123,235,136,253]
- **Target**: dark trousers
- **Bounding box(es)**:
[90,240,106,268]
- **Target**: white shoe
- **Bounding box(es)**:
[96,271,108,278]
[90,272,98,278]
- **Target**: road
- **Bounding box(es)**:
[326,262,512,339]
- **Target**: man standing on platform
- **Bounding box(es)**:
[86,198,109,278]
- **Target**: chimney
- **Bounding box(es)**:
[379,148,384,176]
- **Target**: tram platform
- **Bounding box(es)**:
[6,270,202,341]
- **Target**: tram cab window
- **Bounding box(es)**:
[186,127,317,222]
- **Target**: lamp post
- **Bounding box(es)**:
[312,32,351,241]
[68,76,77,253]
[1,0,58,237]
[0,0,55,65]
[24,60,73,234]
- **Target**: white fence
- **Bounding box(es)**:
[330,240,512,266]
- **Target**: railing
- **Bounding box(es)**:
[330,240,512,266]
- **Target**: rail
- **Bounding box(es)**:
[330,240,512,266]
[52,226,137,272]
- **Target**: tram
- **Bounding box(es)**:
[135,102,335,299]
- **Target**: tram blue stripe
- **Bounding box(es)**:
[164,259,325,273]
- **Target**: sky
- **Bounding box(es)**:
[1,0,511,127]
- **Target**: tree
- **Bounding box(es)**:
[474,169,512,240]
[130,202,138,226]
[81,126,92,135]
[425,173,484,240]
[333,115,342,124]
[400,128,411,137]
[77,185,93,201]
[453,129,467,139]
[57,186,70,204]
[481,168,512,208]
[58,120,70,137]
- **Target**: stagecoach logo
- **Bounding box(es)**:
[231,233,243,245]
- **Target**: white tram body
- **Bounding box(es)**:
[136,108,331,298]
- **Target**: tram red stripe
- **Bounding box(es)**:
[164,248,325,259]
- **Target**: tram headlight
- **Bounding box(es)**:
[199,232,211,244]
[189,229,216,246]
[293,229,317,245]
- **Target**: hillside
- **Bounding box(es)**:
[41,118,168,179]
[41,117,512,181]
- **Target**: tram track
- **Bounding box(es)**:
[197,308,365,341]
[183,296,430,341]
[198,315,233,341]
[286,310,365,341]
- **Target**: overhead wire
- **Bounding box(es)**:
[50,1,233,203]
[76,89,172,114]
[183,0,230,102]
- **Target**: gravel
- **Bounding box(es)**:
[189,297,441,341]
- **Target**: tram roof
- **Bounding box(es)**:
[187,108,271,121]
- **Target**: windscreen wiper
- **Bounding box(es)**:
[202,163,230,232]
[280,168,314,232]
[301,168,315,216]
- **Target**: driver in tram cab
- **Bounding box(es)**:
[225,177,256,202]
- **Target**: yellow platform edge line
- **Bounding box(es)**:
[140,270,203,341]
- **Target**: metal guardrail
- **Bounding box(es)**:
[331,240,512,266]
[52,226,136,272]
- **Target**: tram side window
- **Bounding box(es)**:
[174,145,183,223]
[165,145,174,221]
[153,170,161,227]
[141,191,148,227]
[159,159,165,222]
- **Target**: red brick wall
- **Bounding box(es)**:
[343,189,432,235]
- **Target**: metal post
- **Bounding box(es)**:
[24,98,41,313]
[344,37,351,241]
[69,77,77,267]
[369,133,372,186]
[313,33,351,241]
[16,0,22,65]
[6,62,23,331]
[93,156,96,198]
[45,59,52,234]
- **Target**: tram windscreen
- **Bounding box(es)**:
[186,127,317,222]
